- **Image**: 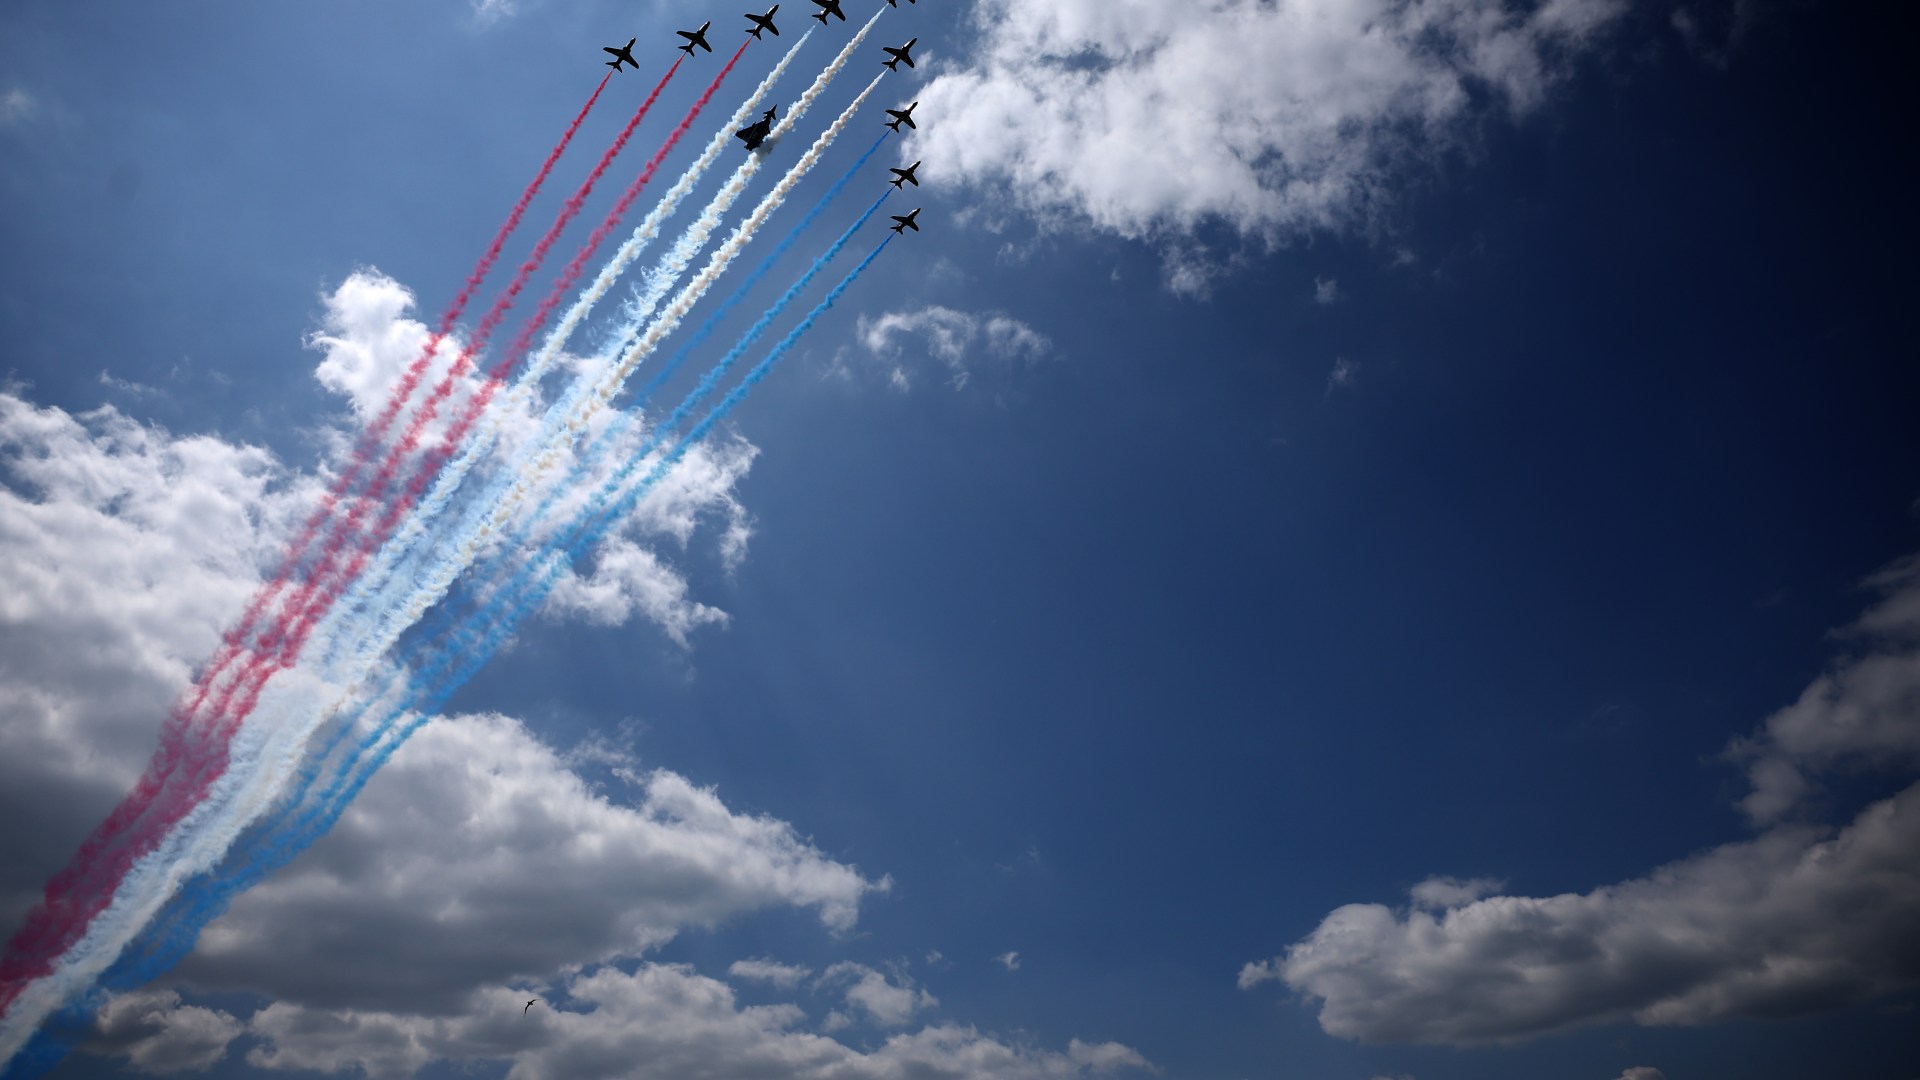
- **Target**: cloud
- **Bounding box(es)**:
[730,958,813,988]
[0,391,318,930]
[996,951,1022,972]
[1727,554,1920,825]
[910,0,1627,245]
[1325,357,1361,395]
[1315,277,1341,305]
[855,306,1050,391]
[819,963,937,1029]
[242,964,1153,1080]
[0,88,34,129]
[1408,876,1502,909]
[80,989,243,1074]
[308,270,755,637]
[1245,551,1920,1045]
[1615,1069,1666,1080]
[175,713,884,1012]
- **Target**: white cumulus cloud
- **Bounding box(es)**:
[1244,551,1920,1045]
[242,964,1152,1080]
[910,0,1627,245]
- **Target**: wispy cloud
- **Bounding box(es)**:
[856,305,1050,391]
[1245,551,1920,1045]
[0,88,36,129]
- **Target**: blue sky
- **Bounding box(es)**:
[2,2,1917,1079]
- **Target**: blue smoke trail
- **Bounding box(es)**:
[73,232,899,1042]
[409,139,893,654]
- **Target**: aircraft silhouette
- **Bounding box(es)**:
[886,0,917,6]
[677,21,713,55]
[882,38,917,70]
[884,101,918,131]
[603,38,639,71]
[737,107,778,151]
[890,208,921,233]
[888,161,920,188]
[810,0,846,24]
[746,6,780,38]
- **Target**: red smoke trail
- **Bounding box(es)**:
[0,74,618,1014]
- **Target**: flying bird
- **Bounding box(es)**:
[884,101,918,131]
[602,37,639,71]
[882,38,917,70]
[810,0,846,23]
[890,208,921,233]
[677,20,714,55]
[746,5,780,38]
[888,161,920,188]
[524,998,538,1015]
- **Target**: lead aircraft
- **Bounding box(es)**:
[737,107,778,151]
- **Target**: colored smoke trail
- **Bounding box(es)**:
[0,61,683,1064]
[335,29,889,704]
[92,234,900,1020]
[0,73,616,1029]
[0,31,882,1070]
[324,35,796,669]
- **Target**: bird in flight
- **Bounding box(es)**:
[524,998,538,1015]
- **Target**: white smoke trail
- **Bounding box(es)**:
[320,33,816,671]
[0,35,849,1067]
[0,28,896,1064]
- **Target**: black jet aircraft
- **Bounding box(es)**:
[677,21,714,55]
[884,101,918,131]
[888,161,920,188]
[737,107,778,150]
[882,38,917,70]
[886,0,917,6]
[811,0,846,23]
[890,208,921,233]
[603,37,639,71]
[746,6,780,38]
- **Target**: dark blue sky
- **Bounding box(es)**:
[4,1,1917,1078]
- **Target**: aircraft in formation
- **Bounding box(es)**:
[736,107,779,151]
[882,38,917,70]
[602,37,639,71]
[746,6,780,38]
[677,21,714,55]
[604,13,927,228]
[886,0,917,5]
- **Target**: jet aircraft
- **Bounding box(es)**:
[677,21,714,55]
[888,161,921,188]
[884,101,918,131]
[882,38,917,70]
[603,38,639,71]
[886,0,917,6]
[890,208,921,233]
[811,0,846,23]
[737,107,778,151]
[746,6,780,38]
